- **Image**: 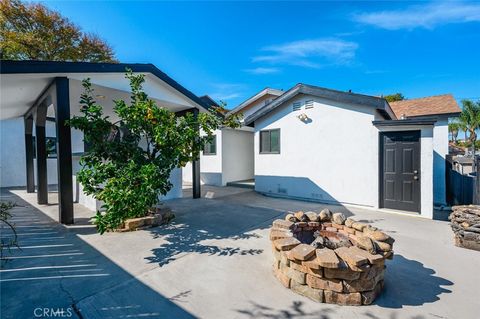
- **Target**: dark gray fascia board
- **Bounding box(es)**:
[372,118,437,127]
[0,59,211,112]
[244,83,389,125]
[300,84,386,109]
[405,112,462,119]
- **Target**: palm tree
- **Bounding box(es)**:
[459,99,480,151]
[448,122,460,143]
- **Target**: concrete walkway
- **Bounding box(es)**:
[1,186,479,319]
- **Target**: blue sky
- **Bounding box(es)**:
[41,0,480,109]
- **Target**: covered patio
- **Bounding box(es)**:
[0,60,209,224]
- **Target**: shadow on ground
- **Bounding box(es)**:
[376,254,453,308]
[145,197,282,266]
[0,189,196,319]
[145,189,371,266]
[237,300,335,319]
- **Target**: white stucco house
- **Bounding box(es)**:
[0,60,210,224]
[183,88,283,186]
[242,84,460,218]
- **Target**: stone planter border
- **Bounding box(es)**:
[116,206,175,232]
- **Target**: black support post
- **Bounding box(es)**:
[55,77,74,225]
[192,108,201,199]
[35,112,48,204]
[24,117,35,193]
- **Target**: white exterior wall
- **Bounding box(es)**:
[254,94,379,207]
[432,118,448,206]
[1,118,27,187]
[254,95,435,218]
[183,129,223,186]
[0,118,59,187]
[182,127,254,186]
[221,128,254,185]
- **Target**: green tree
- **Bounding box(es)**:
[448,122,460,143]
[384,93,405,102]
[459,99,480,149]
[69,71,241,234]
[1,201,17,262]
[0,0,116,62]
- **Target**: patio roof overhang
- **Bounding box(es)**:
[0,60,211,120]
[0,60,204,224]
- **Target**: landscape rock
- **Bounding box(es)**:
[319,209,332,221]
[274,237,301,251]
[345,218,354,228]
[306,274,343,292]
[290,244,316,260]
[290,281,323,302]
[354,236,377,254]
[285,213,297,222]
[306,211,319,222]
[324,290,362,306]
[315,248,341,268]
[332,212,346,225]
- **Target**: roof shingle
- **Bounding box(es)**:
[389,94,461,118]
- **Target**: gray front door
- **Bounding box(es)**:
[380,131,421,212]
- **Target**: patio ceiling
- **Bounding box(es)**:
[0,60,211,120]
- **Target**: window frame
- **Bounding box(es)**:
[203,134,217,156]
[259,129,281,154]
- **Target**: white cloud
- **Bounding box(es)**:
[244,67,281,75]
[252,38,358,68]
[354,1,480,30]
[209,83,244,101]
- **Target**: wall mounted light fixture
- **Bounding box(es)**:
[297,113,309,122]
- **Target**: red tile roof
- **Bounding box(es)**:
[389,94,461,119]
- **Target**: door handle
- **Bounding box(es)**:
[413,170,418,174]
[414,176,419,180]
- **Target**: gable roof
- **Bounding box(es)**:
[0,59,212,114]
[389,94,461,118]
[227,87,283,116]
[199,95,220,108]
[244,83,392,125]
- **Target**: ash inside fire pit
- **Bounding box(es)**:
[293,227,352,250]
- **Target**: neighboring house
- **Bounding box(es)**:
[243,84,461,218]
[0,60,210,224]
[182,88,283,186]
[389,94,461,206]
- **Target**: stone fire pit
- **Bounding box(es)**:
[270,210,395,305]
[449,205,480,251]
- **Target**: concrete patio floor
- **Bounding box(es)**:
[1,186,479,319]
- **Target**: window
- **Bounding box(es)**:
[203,135,217,155]
[260,129,280,154]
[305,99,314,109]
[292,102,302,111]
[32,136,57,158]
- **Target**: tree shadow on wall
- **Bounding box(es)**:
[375,254,453,308]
